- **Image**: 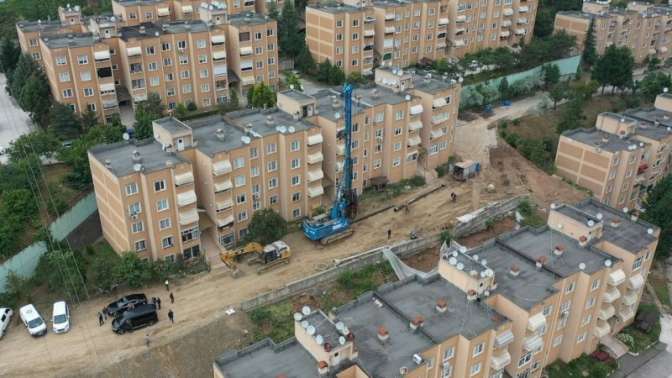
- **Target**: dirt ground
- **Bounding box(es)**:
[0,119,589,378]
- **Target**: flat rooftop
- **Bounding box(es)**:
[154,117,191,135]
[575,198,659,253]
[313,89,369,122]
[120,21,210,40]
[89,139,188,177]
[17,20,73,33]
[556,10,593,19]
[499,227,613,277]
[228,13,273,27]
[562,128,643,153]
[377,275,505,341]
[227,108,315,137]
[555,203,601,225]
[280,89,315,104]
[307,3,363,14]
[114,0,169,5]
[625,108,672,141]
[42,32,98,48]
[186,115,248,156]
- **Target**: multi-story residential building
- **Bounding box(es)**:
[39,33,120,122]
[450,0,537,57]
[112,0,205,25]
[16,5,86,63]
[224,13,279,96]
[213,198,659,378]
[555,92,672,209]
[554,1,672,64]
[118,20,229,109]
[305,4,377,75]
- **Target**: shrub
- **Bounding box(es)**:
[440,230,452,244]
[186,102,198,111]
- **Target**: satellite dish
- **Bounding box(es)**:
[456,263,464,271]
[301,320,309,329]
[122,132,130,141]
[579,262,586,270]
[293,313,303,321]
[605,259,612,267]
[307,325,316,336]
[315,335,324,345]
[335,321,345,331]
[342,326,349,335]
[339,336,346,345]
[302,306,311,316]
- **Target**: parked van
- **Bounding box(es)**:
[19,304,47,337]
[52,301,70,333]
[0,307,13,338]
[111,304,158,334]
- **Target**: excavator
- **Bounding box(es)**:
[219,240,291,277]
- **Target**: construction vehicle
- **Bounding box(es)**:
[302,84,357,245]
[219,241,291,276]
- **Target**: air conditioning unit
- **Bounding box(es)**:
[412,354,423,365]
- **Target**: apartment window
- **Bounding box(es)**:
[518,352,532,367]
[266,143,277,154]
[145,11,153,19]
[336,20,343,27]
[268,43,275,51]
[131,222,144,233]
[393,142,401,151]
[201,83,210,93]
[633,256,643,271]
[592,279,601,291]
[197,39,206,49]
[179,70,190,79]
[129,202,141,215]
[560,300,571,313]
[236,193,247,204]
[470,362,481,376]
[552,335,563,348]
[267,160,278,172]
[131,79,145,89]
[565,282,575,294]
[80,71,92,81]
[179,56,189,65]
[268,177,278,189]
[393,157,401,167]
[163,57,173,66]
[292,208,301,219]
[78,55,89,64]
[162,236,174,249]
[352,33,359,41]
[126,183,139,196]
[129,12,137,19]
[543,304,553,316]
[269,195,278,205]
[576,332,586,344]
[56,56,67,65]
[156,199,169,212]
[250,147,258,158]
[154,180,166,192]
[146,46,155,55]
[181,83,191,93]
[63,89,74,98]
[291,175,301,186]
[473,342,484,357]
[156,217,171,230]
[291,158,300,169]
[232,157,245,169]
[395,110,405,120]
[162,42,171,51]
[251,167,260,177]
[586,296,595,309]
[59,72,71,82]
[373,159,382,169]
[177,40,187,50]
[148,62,158,71]
[87,103,96,112]
[134,240,146,252]
[394,127,402,136]
[374,112,384,123]
[443,346,454,360]
[268,57,275,65]
[292,192,301,202]
[82,87,94,97]
[582,314,592,326]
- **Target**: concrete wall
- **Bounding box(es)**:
[452,195,526,237]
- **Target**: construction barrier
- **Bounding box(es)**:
[452,195,527,237]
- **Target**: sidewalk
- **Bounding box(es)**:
[610,343,667,378]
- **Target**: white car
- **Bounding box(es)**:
[51,301,70,333]
[0,307,13,338]
[19,304,47,337]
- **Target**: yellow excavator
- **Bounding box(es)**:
[219,240,291,277]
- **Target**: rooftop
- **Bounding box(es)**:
[226,108,315,137]
[186,115,249,156]
[624,108,672,141]
[279,89,315,105]
[114,0,169,5]
[307,3,364,14]
[42,32,98,49]
[228,13,274,27]
[154,117,192,135]
[554,203,601,225]
[562,127,644,153]
[120,21,210,40]
[89,139,188,177]
[17,19,73,33]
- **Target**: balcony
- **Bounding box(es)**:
[501,20,512,28]
[523,334,543,352]
[211,35,226,45]
[518,17,528,24]
[410,104,424,115]
[622,291,638,306]
[102,100,119,110]
[365,16,375,23]
[602,287,621,303]
[177,190,197,207]
[518,5,529,13]
[308,184,324,198]
[527,312,546,332]
[385,26,395,34]
[213,160,232,176]
[598,304,616,321]
[385,13,395,21]
[431,129,445,139]
[456,15,466,23]
[179,208,199,226]
[307,169,324,182]
[157,7,170,17]
[490,351,511,371]
[503,8,514,16]
[336,143,345,156]
[500,31,511,38]
[217,214,234,228]
[307,152,324,164]
[364,29,375,37]
[407,135,421,147]
[609,269,626,286]
[629,273,644,291]
[495,329,514,348]
[438,18,449,26]
[174,171,194,186]
[307,133,323,146]
[455,27,466,34]
[432,113,449,125]
[216,199,233,211]
[433,98,448,108]
[383,39,394,49]
[618,306,635,322]
[182,5,193,13]
[213,50,227,62]
[514,28,526,36]
[240,46,253,56]
[453,39,465,48]
[126,46,142,57]
[214,179,233,193]
[408,120,423,131]
[594,321,611,338]
[94,50,111,61]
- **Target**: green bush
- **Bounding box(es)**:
[186,102,198,111]
[440,230,452,244]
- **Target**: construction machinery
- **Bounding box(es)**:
[302,84,357,245]
[219,241,291,276]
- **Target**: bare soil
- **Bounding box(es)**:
[457,217,517,248]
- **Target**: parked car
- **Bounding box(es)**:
[104,294,147,317]
[0,307,13,338]
[19,304,47,337]
[51,301,70,334]
[111,304,158,334]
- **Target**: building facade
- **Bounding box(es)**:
[214,199,659,378]
[555,92,672,209]
[16,5,87,63]
[554,1,672,64]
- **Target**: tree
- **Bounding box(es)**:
[639,72,672,102]
[549,83,568,110]
[267,0,279,20]
[556,94,585,134]
[19,71,51,127]
[295,45,316,74]
[244,208,288,245]
[1,189,36,222]
[317,59,332,83]
[175,103,188,118]
[187,101,197,112]
[133,92,165,139]
[9,54,38,97]
[346,72,367,85]
[498,77,510,100]
[328,64,345,85]
[114,252,154,288]
[248,83,276,108]
[284,71,303,91]
[278,0,303,58]
[49,103,83,139]
[647,55,661,72]
[9,130,60,162]
[0,37,20,73]
[643,174,672,260]
[80,110,99,132]
[582,19,597,67]
[37,249,88,301]
[593,45,634,94]
[475,83,497,107]
[542,64,561,89]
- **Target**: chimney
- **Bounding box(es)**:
[215,128,225,141]
[409,315,424,331]
[579,235,588,247]
[104,159,112,168]
[467,289,477,301]
[377,325,389,343]
[630,212,639,222]
[435,298,448,313]
[317,361,329,375]
[266,115,274,126]
[131,150,142,163]
[536,256,547,269]
[553,245,565,256]
[509,265,520,277]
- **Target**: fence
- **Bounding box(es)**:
[460,55,582,108]
[452,195,527,237]
[0,193,98,292]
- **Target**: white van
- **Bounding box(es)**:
[51,301,70,333]
[19,304,47,337]
[0,307,13,338]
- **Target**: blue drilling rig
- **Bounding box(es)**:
[302,83,356,244]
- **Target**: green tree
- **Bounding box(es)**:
[346,72,367,84]
[475,84,497,107]
[498,77,510,100]
[549,82,568,110]
[647,56,661,72]
[284,71,303,91]
[582,19,597,67]
[9,130,60,162]
[295,45,316,74]
[278,0,302,57]
[328,64,345,85]
[268,0,279,20]
[317,59,332,82]
[19,71,51,127]
[593,45,634,94]
[187,101,197,111]
[133,92,165,139]
[49,103,83,139]
[175,103,188,118]
[9,54,38,97]
[80,110,99,132]
[556,94,585,134]
[0,37,20,73]
[38,249,88,301]
[1,189,36,222]
[114,252,154,288]
[643,174,672,260]
[542,64,561,89]
[90,253,120,292]
[244,208,288,245]
[639,72,672,102]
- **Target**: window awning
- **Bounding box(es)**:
[433,98,447,108]
[307,152,324,164]
[174,171,194,186]
[407,135,421,147]
[177,190,197,207]
[213,50,227,60]
[598,304,616,320]
[608,269,626,286]
[211,35,226,44]
[214,179,233,192]
[214,64,227,77]
[385,26,396,33]
[216,199,233,211]
[431,129,444,139]
[629,273,644,290]
[495,329,514,348]
[182,5,193,13]
[126,46,142,57]
[307,169,324,182]
[308,185,324,198]
[157,7,170,16]
[217,215,234,228]
[240,60,253,70]
[527,312,546,332]
[438,18,449,26]
[240,46,253,56]
[410,104,424,115]
[179,208,199,226]
[212,160,232,175]
[408,121,423,131]
[94,50,110,60]
[307,133,323,146]
[523,334,543,352]
[99,83,116,92]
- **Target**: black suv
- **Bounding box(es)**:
[111,303,158,334]
[104,293,147,317]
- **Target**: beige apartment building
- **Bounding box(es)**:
[16,5,86,63]
[305,4,377,75]
[555,92,672,209]
[554,1,672,64]
[214,199,659,378]
[111,0,206,26]
[39,33,120,122]
[89,110,325,256]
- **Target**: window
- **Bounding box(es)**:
[470,362,481,376]
[78,55,89,65]
[393,157,401,167]
[148,62,158,71]
[269,195,278,205]
[63,89,74,98]
[181,83,191,93]
[582,314,592,326]
[292,192,301,202]
[552,335,563,347]
[585,296,595,309]
[291,175,301,186]
[146,46,155,55]
[518,351,532,367]
[80,71,92,81]
[292,208,301,218]
[131,222,144,233]
[373,159,382,169]
[56,56,67,65]
[157,199,169,212]
[251,166,260,177]
[290,140,300,151]
[542,304,553,316]
[250,147,258,158]
[576,332,586,344]
[395,110,405,120]
[201,83,210,93]
[291,158,300,169]
[83,88,94,97]
[162,42,171,51]
[560,300,571,313]
[632,256,643,271]
[233,157,245,169]
[177,40,187,50]
[592,279,601,291]
[129,202,141,215]
[155,180,166,192]
[162,236,174,249]
[443,346,454,360]
[126,183,139,196]
[234,175,246,187]
[266,143,277,154]
[236,193,247,204]
[59,72,71,82]
[473,342,484,357]
[267,160,278,172]
[268,177,278,189]
[87,103,96,112]
[237,211,248,221]
[135,240,146,252]
[197,39,207,48]
[179,56,189,65]
[394,127,403,136]
[565,282,575,293]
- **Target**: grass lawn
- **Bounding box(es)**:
[248,262,396,343]
[617,304,661,353]
[546,353,617,378]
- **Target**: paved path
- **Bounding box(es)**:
[0,73,33,163]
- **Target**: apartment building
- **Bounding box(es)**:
[112,0,206,25]
[89,110,325,256]
[305,4,376,75]
[224,13,279,96]
[118,20,229,108]
[39,33,120,122]
[16,5,86,63]
[213,199,659,378]
[555,92,672,209]
[554,1,672,64]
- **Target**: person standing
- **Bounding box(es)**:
[156,297,162,310]
[168,309,174,324]
[98,312,104,326]
[164,280,170,291]
[145,333,151,348]
[387,229,392,240]
[169,292,174,304]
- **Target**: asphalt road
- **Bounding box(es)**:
[0,73,33,163]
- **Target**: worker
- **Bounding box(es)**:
[450,192,457,202]
[170,292,175,304]
[164,280,170,291]
[98,312,104,326]
[168,309,175,324]
[387,229,391,240]
[156,297,162,310]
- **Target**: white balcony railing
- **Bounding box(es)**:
[609,269,626,286]
[629,273,644,291]
[213,160,232,176]
[307,133,323,146]
[523,334,543,352]
[177,190,197,207]
[307,169,324,182]
[175,171,194,186]
[622,292,638,306]
[618,306,635,322]
[307,152,324,164]
[308,185,324,198]
[527,312,546,332]
[214,179,233,193]
[598,304,616,321]
[491,351,511,371]
[495,329,514,348]
[179,208,199,226]
[594,321,611,338]
[602,287,621,303]
[408,121,423,131]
